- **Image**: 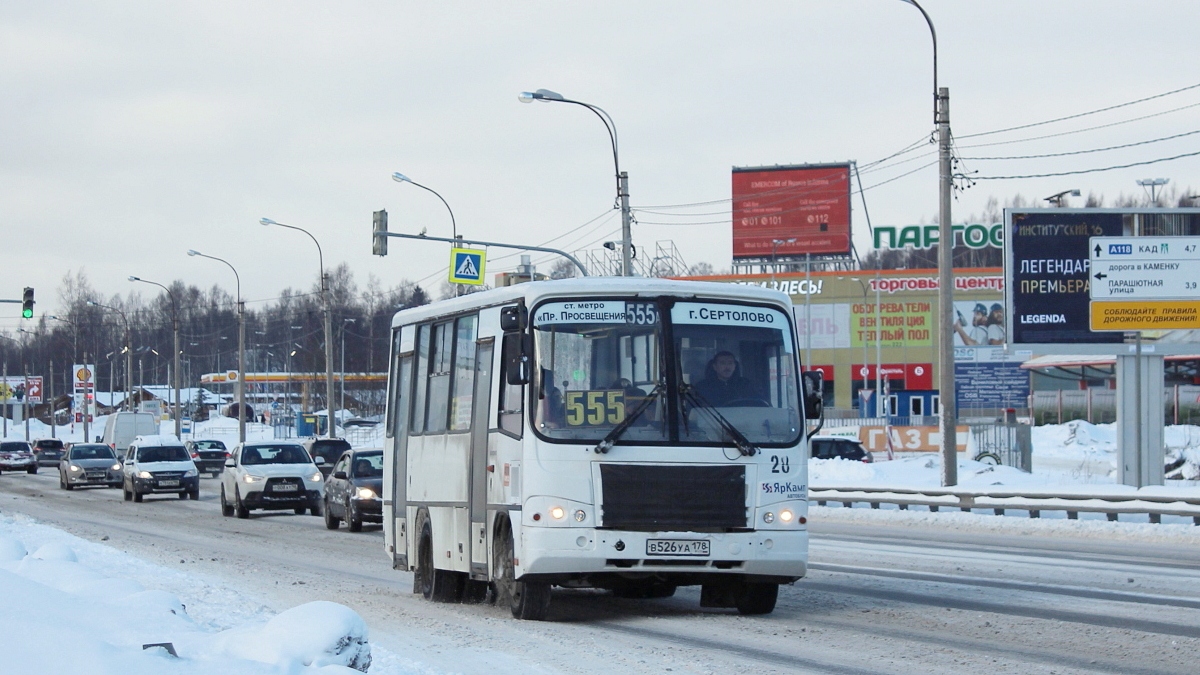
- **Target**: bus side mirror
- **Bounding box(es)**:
[503,332,533,385]
[500,304,527,332]
[802,371,824,423]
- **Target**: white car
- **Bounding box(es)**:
[122,435,200,502]
[220,441,324,519]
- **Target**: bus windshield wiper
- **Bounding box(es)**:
[680,385,759,457]
[593,382,663,454]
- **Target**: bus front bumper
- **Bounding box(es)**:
[517,527,808,581]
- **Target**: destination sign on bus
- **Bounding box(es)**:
[533,301,661,325]
[672,302,782,328]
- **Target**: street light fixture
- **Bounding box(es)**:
[899,0,957,486]
[519,88,634,276]
[259,218,335,439]
[129,275,182,439]
[1043,189,1081,207]
[187,249,246,443]
[86,299,133,413]
[391,173,458,240]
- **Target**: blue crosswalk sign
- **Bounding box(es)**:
[449,247,486,285]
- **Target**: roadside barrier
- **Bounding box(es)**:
[810,486,1200,525]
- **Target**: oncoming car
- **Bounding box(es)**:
[122,435,200,502]
[60,443,122,489]
[220,442,323,519]
[323,449,383,532]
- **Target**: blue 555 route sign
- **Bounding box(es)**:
[449,247,486,285]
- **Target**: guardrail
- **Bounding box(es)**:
[809,486,1200,525]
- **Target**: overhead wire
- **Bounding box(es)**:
[960,128,1200,161]
[958,81,1200,139]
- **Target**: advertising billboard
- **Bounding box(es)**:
[1005,210,1124,346]
[732,163,851,259]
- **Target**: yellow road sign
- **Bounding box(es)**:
[1090,300,1200,331]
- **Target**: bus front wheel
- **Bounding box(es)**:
[735,582,779,615]
[493,520,550,621]
[417,521,462,602]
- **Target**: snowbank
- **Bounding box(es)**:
[0,517,372,674]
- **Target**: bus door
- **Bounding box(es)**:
[391,353,413,569]
[469,338,494,578]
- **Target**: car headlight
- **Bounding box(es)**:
[355,487,377,500]
[309,471,323,482]
[184,469,198,477]
[111,463,122,471]
[243,474,265,483]
[137,471,153,479]
[69,464,82,472]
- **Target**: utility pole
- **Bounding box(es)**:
[82,352,90,443]
[49,361,55,439]
[619,171,633,276]
[936,86,957,486]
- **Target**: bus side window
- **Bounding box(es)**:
[498,354,524,438]
[411,324,430,435]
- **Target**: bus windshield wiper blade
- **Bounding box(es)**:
[593,383,663,454]
[681,385,759,457]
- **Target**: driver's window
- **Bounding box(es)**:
[335,456,350,474]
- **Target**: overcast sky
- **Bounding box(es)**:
[4,0,1200,320]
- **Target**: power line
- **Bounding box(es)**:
[960,128,1200,161]
[958,81,1200,139]
[969,149,1200,180]
[956,100,1200,149]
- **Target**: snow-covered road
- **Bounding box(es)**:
[2,470,1197,674]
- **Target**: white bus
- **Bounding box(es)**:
[382,277,821,620]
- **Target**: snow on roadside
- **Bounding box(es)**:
[0,512,424,674]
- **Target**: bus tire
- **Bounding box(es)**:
[417,522,462,602]
[735,582,779,615]
[494,520,551,620]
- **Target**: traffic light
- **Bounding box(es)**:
[21,287,33,319]
[372,209,388,256]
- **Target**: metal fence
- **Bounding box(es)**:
[969,423,1032,472]
[1032,386,1200,426]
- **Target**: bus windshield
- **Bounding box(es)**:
[531,298,801,446]
[533,300,666,443]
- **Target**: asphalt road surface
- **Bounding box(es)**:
[2,471,1197,674]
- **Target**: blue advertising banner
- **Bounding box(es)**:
[1008,211,1124,344]
[954,361,1029,409]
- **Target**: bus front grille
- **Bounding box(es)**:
[599,464,747,531]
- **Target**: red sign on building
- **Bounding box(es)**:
[731,163,852,259]
[852,363,933,390]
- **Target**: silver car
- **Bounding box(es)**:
[59,443,123,489]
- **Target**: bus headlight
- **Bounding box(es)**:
[574,509,587,522]
[779,509,794,523]
[549,506,565,520]
[762,511,775,524]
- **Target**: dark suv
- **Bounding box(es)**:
[33,438,66,467]
[811,436,874,463]
[185,439,229,477]
[302,437,353,477]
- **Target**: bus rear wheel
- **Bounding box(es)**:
[493,520,550,620]
[417,521,462,602]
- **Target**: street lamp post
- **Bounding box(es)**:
[392,173,462,296]
[130,276,182,439]
[340,318,356,418]
[519,88,633,276]
[48,315,82,440]
[900,0,956,486]
[188,250,246,443]
[259,219,334,438]
[1043,189,1081,207]
[86,300,133,414]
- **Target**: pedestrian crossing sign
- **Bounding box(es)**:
[449,247,486,285]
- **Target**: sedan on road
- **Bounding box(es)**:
[0,441,38,474]
[59,443,122,489]
[185,439,229,477]
[323,449,383,532]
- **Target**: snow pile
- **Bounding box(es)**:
[211,602,371,672]
[0,524,372,674]
[1030,419,1117,459]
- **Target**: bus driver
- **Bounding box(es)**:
[694,351,757,406]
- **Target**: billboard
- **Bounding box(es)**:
[851,300,933,348]
[732,163,851,258]
[1005,210,1124,346]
